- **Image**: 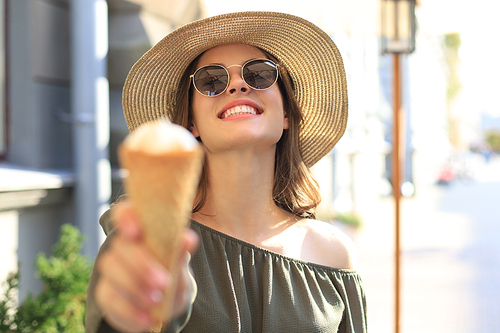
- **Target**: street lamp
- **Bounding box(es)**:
[381,1,416,333]
[381,0,416,54]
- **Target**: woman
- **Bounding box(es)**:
[86,11,367,333]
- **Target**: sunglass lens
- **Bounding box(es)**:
[193,66,228,96]
[243,60,278,90]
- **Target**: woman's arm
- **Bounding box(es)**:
[85,201,198,333]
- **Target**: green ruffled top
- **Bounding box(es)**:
[179,220,367,333]
[86,216,367,333]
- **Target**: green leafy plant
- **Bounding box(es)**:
[0,271,20,332]
[317,208,363,229]
[443,32,462,148]
[444,33,462,100]
[0,224,92,332]
[485,129,500,153]
[334,212,363,228]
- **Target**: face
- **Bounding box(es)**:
[189,43,289,156]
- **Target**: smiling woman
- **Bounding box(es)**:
[189,44,288,162]
[86,11,366,333]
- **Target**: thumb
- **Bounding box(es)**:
[182,228,200,257]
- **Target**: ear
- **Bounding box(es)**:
[283,110,289,130]
[189,122,200,138]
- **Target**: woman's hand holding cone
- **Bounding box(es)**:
[95,201,199,332]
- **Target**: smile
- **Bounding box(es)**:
[219,105,260,119]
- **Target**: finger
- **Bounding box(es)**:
[174,229,199,296]
[170,255,193,317]
[95,278,153,333]
[98,249,165,310]
[169,229,199,318]
[112,201,142,241]
[110,235,170,292]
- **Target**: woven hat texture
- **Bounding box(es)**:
[122,11,348,167]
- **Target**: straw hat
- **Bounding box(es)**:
[122,11,348,167]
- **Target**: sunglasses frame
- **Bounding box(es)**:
[190,58,279,97]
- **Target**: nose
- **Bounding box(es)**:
[226,65,249,95]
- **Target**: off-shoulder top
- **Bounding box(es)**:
[85,217,367,333]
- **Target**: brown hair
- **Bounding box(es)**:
[173,48,321,219]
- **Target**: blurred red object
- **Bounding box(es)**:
[437,166,455,184]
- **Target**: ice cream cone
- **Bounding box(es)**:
[118,119,203,328]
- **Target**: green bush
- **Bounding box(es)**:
[316,208,363,229]
[485,130,500,153]
[0,224,92,332]
[334,212,363,228]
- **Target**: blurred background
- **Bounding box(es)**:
[0,0,499,332]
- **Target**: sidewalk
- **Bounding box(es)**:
[352,156,500,333]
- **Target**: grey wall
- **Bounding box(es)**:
[2,0,203,301]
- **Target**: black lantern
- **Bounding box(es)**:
[381,0,416,54]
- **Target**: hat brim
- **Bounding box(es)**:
[122,11,348,167]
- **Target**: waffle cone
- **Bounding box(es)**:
[118,133,203,327]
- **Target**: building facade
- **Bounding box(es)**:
[0,0,203,301]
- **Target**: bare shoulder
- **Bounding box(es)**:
[296,219,358,270]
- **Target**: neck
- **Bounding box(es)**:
[192,148,294,242]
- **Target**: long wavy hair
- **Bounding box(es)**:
[172,47,321,219]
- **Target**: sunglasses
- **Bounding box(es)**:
[190,59,279,97]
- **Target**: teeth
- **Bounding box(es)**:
[221,105,257,119]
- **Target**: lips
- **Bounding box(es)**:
[218,99,263,119]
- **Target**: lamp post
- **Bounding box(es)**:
[381,1,416,332]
